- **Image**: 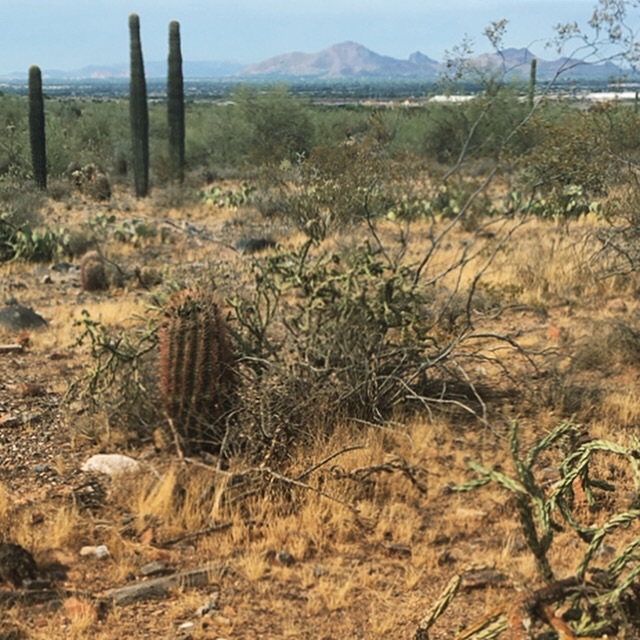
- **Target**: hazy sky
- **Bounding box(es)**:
[0,0,632,74]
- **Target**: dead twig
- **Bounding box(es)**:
[154,521,233,549]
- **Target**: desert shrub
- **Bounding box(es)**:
[255,133,397,239]
[225,234,505,459]
[234,85,315,166]
[67,310,161,439]
[420,85,531,163]
[515,107,614,217]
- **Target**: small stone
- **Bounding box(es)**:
[79,545,110,560]
[275,550,295,566]
[140,560,169,577]
[41,274,53,285]
[178,622,195,631]
[52,262,74,273]
[81,453,141,476]
[0,415,20,429]
[94,545,110,560]
[32,464,51,473]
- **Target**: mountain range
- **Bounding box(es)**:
[0,41,629,82]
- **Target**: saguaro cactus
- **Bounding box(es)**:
[167,20,186,183]
[129,13,150,197]
[159,290,236,455]
[28,65,47,190]
[528,57,537,110]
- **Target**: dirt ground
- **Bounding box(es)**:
[1,184,640,639]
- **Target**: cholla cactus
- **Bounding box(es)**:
[159,289,236,454]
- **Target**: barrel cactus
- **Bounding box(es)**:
[80,251,108,292]
[159,289,236,455]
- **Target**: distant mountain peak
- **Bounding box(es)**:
[240,41,440,79]
[0,41,627,82]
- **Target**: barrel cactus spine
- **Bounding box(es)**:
[28,65,47,190]
[168,20,186,183]
[129,13,150,197]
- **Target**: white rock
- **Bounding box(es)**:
[81,453,141,476]
[80,544,111,559]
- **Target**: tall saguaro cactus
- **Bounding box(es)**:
[28,65,47,190]
[528,57,537,110]
[129,13,150,197]
[167,20,186,183]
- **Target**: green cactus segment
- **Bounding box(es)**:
[168,20,186,183]
[160,290,236,454]
[28,65,47,190]
[129,13,150,197]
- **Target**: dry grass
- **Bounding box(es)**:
[2,180,640,639]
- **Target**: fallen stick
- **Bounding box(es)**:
[0,344,24,355]
[101,563,228,606]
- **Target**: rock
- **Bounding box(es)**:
[41,274,53,285]
[81,453,141,476]
[140,561,170,577]
[275,550,295,566]
[0,415,20,429]
[0,542,38,588]
[79,545,110,560]
[51,262,74,273]
[0,305,48,331]
[32,464,51,473]
[236,237,278,255]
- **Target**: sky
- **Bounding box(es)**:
[0,0,634,74]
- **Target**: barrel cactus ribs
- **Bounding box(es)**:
[159,289,237,455]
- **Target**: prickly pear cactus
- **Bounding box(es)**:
[159,290,236,454]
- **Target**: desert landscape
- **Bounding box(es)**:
[1,11,640,638]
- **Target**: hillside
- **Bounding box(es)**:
[238,41,628,81]
[1,41,628,82]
